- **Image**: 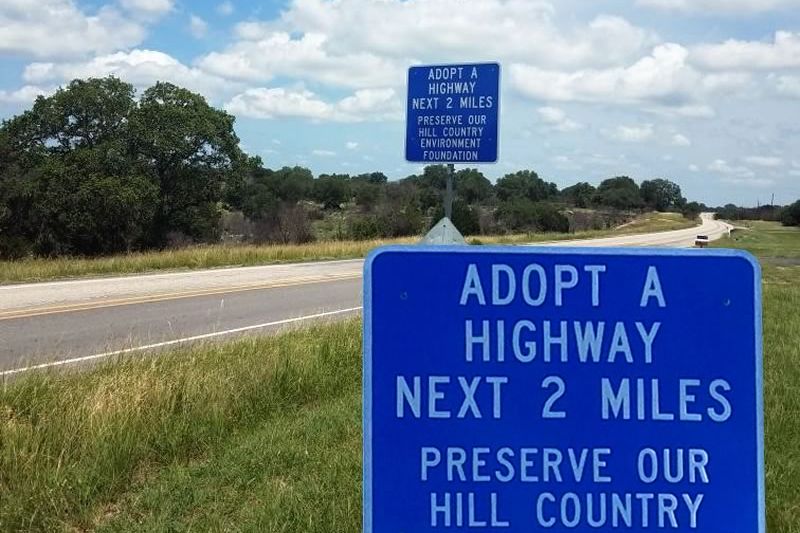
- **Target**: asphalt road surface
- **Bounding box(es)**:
[0,214,732,375]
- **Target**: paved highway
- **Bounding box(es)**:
[0,214,731,375]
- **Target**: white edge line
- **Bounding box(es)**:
[1,307,363,377]
[0,259,366,290]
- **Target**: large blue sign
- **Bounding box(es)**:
[406,63,500,163]
[364,247,763,532]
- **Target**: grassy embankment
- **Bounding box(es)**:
[10,217,796,533]
[710,222,800,530]
[0,212,695,284]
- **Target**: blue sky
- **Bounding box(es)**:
[2,0,800,206]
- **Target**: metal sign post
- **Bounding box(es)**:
[445,163,454,220]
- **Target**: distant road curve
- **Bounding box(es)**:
[0,213,729,375]
[540,212,731,248]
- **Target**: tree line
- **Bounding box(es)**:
[714,203,800,227]
[0,76,778,260]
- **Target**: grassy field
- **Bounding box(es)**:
[0,212,695,284]
[0,321,363,532]
[716,220,800,259]
[711,222,800,531]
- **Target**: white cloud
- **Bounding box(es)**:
[774,75,800,98]
[312,149,336,157]
[537,106,583,132]
[708,159,755,178]
[637,0,800,13]
[689,164,700,172]
[671,133,691,146]
[744,156,783,167]
[510,44,732,111]
[0,84,55,104]
[720,176,775,187]
[198,32,400,89]
[225,88,330,120]
[120,0,174,19]
[605,124,655,142]
[197,0,655,91]
[346,141,359,150]
[216,1,234,16]
[23,49,236,99]
[0,0,145,58]
[276,1,653,68]
[189,15,208,39]
[691,31,800,70]
[552,155,582,170]
[224,86,400,122]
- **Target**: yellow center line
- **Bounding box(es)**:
[0,273,362,321]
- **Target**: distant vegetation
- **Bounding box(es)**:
[714,202,800,228]
[1,76,717,260]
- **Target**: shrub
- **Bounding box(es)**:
[496,200,569,233]
[430,200,480,235]
[252,204,315,244]
[782,200,800,227]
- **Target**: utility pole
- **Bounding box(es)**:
[771,193,775,206]
[445,163,455,220]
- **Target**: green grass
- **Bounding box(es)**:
[715,220,800,260]
[0,212,696,284]
[712,222,800,531]
[0,321,362,532]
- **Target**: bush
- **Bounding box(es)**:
[681,201,702,220]
[496,200,569,233]
[347,216,382,240]
[346,203,425,240]
[431,200,480,235]
[252,204,315,244]
[567,210,628,232]
[782,200,800,227]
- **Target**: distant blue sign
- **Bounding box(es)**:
[364,247,763,532]
[406,63,500,163]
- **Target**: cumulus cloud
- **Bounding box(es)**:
[23,49,236,99]
[537,106,583,132]
[346,141,359,150]
[720,176,775,187]
[552,155,583,170]
[224,86,401,122]
[708,159,755,178]
[0,85,55,104]
[0,0,145,58]
[671,133,691,146]
[744,156,783,167]
[197,0,655,91]
[120,0,174,19]
[189,15,208,39]
[605,124,655,142]
[637,0,800,13]
[511,44,716,108]
[276,1,653,68]
[198,32,401,89]
[774,75,800,97]
[691,31,800,70]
